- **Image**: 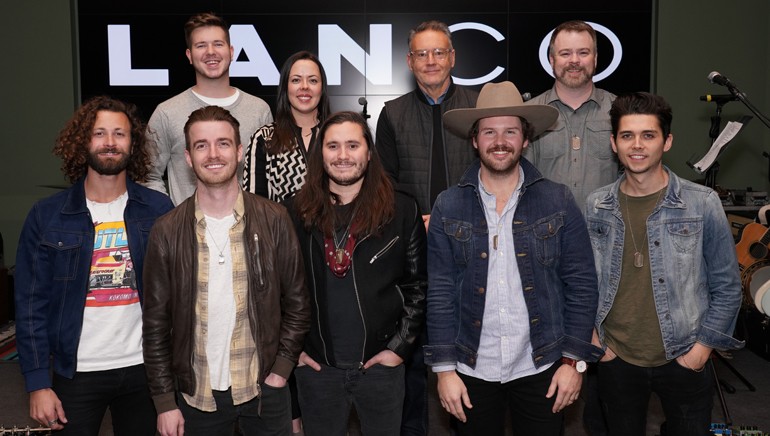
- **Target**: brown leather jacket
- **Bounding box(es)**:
[142,192,310,414]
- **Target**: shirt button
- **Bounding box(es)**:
[473,320,481,327]
[500,308,506,313]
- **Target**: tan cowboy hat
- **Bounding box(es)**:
[443,81,558,139]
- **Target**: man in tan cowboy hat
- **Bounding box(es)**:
[424,81,603,435]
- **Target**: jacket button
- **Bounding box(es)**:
[478,287,485,294]
[58,241,63,247]
[658,278,665,283]
[469,357,476,365]
[654,240,660,246]
[480,252,487,259]
[473,319,481,327]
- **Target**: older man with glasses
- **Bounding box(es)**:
[374,20,479,436]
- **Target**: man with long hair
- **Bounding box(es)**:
[287,111,427,436]
[142,106,309,436]
[145,12,272,205]
[15,96,174,434]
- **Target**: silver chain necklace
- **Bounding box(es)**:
[624,189,663,268]
[206,226,230,265]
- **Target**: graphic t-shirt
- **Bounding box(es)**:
[76,192,144,371]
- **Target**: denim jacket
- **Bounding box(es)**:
[15,178,173,392]
[424,159,603,370]
[585,168,744,359]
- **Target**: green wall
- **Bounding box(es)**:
[3,0,770,266]
[2,2,76,267]
[657,0,770,192]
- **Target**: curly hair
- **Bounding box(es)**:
[54,96,154,183]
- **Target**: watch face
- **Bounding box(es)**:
[576,360,588,373]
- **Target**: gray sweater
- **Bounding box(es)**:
[145,88,272,205]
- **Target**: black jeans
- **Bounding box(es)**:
[295,363,405,436]
[456,363,564,436]
[52,363,155,436]
[597,357,714,436]
[178,385,292,436]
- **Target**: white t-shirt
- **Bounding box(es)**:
[205,213,237,390]
[77,192,144,371]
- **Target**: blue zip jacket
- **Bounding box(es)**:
[14,178,173,392]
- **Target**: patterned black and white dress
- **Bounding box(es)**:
[242,123,318,202]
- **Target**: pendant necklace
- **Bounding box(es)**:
[557,104,591,151]
[324,205,358,277]
[624,189,663,268]
[206,226,230,265]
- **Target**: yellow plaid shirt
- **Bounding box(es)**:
[182,192,260,411]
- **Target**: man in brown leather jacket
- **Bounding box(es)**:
[142,106,310,436]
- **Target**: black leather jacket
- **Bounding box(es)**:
[286,192,427,367]
[142,192,310,414]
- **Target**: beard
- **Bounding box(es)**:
[191,160,238,188]
[555,64,595,89]
[87,148,130,176]
[325,160,367,187]
[478,146,520,176]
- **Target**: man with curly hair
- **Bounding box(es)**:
[14,96,174,435]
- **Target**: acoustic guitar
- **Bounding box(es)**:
[736,222,770,270]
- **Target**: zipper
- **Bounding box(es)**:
[369,236,399,264]
[351,234,371,370]
[309,237,330,366]
[253,233,264,287]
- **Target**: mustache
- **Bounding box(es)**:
[486,145,514,153]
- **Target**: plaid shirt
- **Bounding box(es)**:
[182,192,260,411]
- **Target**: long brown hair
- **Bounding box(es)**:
[294,111,394,237]
[54,96,153,183]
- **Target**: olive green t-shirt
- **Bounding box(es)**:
[604,188,668,367]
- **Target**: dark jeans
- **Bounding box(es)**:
[52,363,155,436]
[597,357,714,436]
[402,329,428,436]
[456,363,564,436]
[295,363,405,436]
[178,385,291,436]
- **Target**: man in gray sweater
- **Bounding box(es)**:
[145,12,272,205]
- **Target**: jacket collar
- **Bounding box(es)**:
[457,157,544,192]
[60,177,149,215]
[413,80,457,106]
[594,166,686,211]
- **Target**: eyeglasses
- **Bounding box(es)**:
[409,48,453,62]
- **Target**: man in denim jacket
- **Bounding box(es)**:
[15,97,174,434]
[585,92,743,436]
[425,81,603,435]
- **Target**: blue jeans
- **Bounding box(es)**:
[456,363,564,436]
[51,363,155,436]
[597,357,714,436]
[295,363,405,436]
[178,385,291,436]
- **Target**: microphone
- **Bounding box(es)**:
[707,71,744,98]
[359,96,370,119]
[699,94,739,104]
[707,71,733,87]
[521,92,532,102]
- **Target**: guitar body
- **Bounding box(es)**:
[736,222,770,270]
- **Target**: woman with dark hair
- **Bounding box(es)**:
[243,51,331,201]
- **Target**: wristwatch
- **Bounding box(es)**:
[561,357,587,373]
